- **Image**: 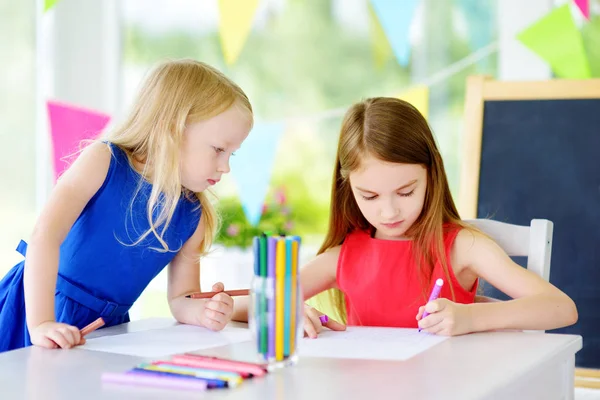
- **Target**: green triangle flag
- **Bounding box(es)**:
[44,0,59,12]
[517,4,591,79]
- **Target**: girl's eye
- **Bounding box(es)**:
[361,195,377,201]
[213,147,225,154]
[399,190,415,197]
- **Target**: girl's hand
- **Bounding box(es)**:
[30,321,85,349]
[416,299,473,336]
[199,282,234,331]
[303,305,346,338]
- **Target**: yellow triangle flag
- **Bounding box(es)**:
[398,85,429,119]
[368,2,393,69]
[218,0,261,65]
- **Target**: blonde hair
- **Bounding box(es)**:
[320,97,471,323]
[103,59,253,256]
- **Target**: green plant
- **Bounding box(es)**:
[216,186,296,248]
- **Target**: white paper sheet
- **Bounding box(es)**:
[298,326,448,361]
[82,324,252,358]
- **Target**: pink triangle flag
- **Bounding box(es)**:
[574,0,590,19]
[47,100,111,181]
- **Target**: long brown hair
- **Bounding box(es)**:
[319,97,469,323]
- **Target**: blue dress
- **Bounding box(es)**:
[0,143,202,352]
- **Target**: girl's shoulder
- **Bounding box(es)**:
[449,223,497,276]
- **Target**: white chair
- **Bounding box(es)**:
[465,219,553,334]
[464,218,553,282]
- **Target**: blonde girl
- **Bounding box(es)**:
[0,59,253,351]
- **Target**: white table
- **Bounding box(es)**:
[0,318,582,400]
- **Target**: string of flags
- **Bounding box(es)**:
[44,0,595,225]
[45,0,593,78]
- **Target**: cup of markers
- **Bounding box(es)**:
[248,234,304,369]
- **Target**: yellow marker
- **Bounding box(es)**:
[140,364,243,386]
[275,238,286,361]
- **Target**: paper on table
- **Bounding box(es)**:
[82,324,252,358]
[298,326,448,361]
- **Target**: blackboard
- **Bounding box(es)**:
[459,76,600,371]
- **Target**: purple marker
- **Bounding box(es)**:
[102,371,207,391]
[319,315,329,325]
[419,278,444,332]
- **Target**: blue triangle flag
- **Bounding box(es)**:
[370,0,420,67]
[230,122,285,226]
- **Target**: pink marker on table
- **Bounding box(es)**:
[419,278,444,332]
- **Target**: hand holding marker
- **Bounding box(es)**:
[419,279,444,332]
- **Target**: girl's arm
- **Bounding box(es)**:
[167,214,232,330]
[24,142,111,344]
[457,230,578,332]
[231,246,341,322]
[300,246,341,300]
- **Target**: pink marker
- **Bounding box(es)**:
[419,278,444,332]
[319,315,329,324]
[172,354,268,377]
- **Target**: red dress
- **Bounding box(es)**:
[336,226,477,327]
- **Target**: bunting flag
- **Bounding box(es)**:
[517,4,591,79]
[218,0,261,65]
[44,0,59,12]
[574,0,590,19]
[368,2,394,69]
[369,0,420,67]
[47,101,111,181]
[398,85,429,119]
[230,122,285,226]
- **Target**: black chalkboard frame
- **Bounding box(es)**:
[458,75,600,218]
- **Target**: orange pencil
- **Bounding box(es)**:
[80,317,105,336]
[185,289,250,299]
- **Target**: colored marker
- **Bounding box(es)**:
[267,236,277,360]
[143,363,242,386]
[284,238,293,357]
[275,238,286,361]
[102,371,207,391]
[419,278,444,332]
[319,315,329,324]
[172,354,268,377]
[290,237,299,354]
[129,368,228,388]
[259,234,268,356]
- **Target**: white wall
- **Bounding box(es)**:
[497,0,554,80]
